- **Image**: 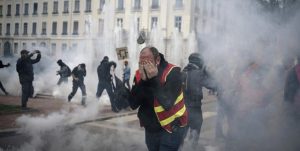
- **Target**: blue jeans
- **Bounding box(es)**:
[145,126,187,151]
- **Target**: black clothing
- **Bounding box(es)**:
[68,66,87,105]
[182,63,214,107]
[21,82,34,107]
[16,53,41,108]
[111,75,130,111]
[68,80,87,106]
[181,62,215,144]
[97,59,111,81]
[71,66,86,82]
[16,53,41,84]
[129,56,182,132]
[57,61,70,85]
[0,61,10,95]
[96,59,113,98]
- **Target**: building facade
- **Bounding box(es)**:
[0,0,221,58]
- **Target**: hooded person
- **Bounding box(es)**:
[68,63,87,106]
[0,60,10,95]
[16,49,41,109]
[56,59,71,85]
[181,52,216,146]
[96,56,115,105]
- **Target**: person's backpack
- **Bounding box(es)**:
[182,69,204,96]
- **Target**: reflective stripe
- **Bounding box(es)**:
[154,92,184,113]
[159,105,187,126]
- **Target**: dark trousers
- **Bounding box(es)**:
[186,106,203,145]
[21,82,34,108]
[123,79,131,90]
[145,127,187,151]
[0,81,8,94]
[57,77,68,85]
[96,81,117,111]
[68,81,86,105]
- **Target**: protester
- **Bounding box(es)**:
[128,47,188,151]
[182,52,216,146]
[96,56,114,102]
[123,60,131,90]
[56,59,71,85]
[68,63,87,106]
[16,50,41,109]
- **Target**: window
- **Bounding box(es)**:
[14,23,19,35]
[14,43,18,54]
[53,1,58,14]
[73,21,79,35]
[0,23,2,35]
[51,43,56,56]
[32,22,37,35]
[152,0,159,9]
[33,3,38,15]
[62,43,67,52]
[117,0,124,10]
[151,17,158,29]
[16,4,20,16]
[133,0,141,10]
[24,3,29,15]
[0,6,2,16]
[117,18,123,27]
[99,0,105,11]
[43,2,48,14]
[23,23,28,35]
[63,1,69,13]
[98,19,104,35]
[23,43,27,49]
[175,16,182,32]
[6,23,10,35]
[42,22,47,35]
[52,22,57,35]
[175,0,183,8]
[7,5,11,16]
[62,22,68,35]
[74,0,80,13]
[85,0,92,12]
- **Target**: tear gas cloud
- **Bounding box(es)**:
[0,0,300,151]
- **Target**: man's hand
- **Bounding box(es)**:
[138,61,147,81]
[143,60,158,79]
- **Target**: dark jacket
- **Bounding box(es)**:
[128,54,182,132]
[16,53,41,84]
[182,63,215,107]
[72,66,86,82]
[97,59,111,81]
[57,61,70,78]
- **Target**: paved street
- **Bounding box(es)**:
[0,90,218,151]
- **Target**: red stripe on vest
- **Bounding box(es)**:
[155,99,185,120]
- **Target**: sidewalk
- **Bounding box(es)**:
[0,94,122,131]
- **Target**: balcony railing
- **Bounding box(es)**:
[132,6,142,12]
